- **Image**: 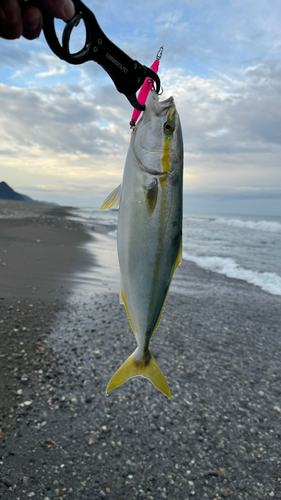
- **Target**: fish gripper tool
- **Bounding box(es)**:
[19,0,161,111]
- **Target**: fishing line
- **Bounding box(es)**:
[129,0,180,126]
[153,0,181,64]
[154,0,180,97]
[161,0,180,48]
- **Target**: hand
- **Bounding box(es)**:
[0,0,75,40]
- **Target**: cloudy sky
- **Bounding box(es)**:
[1,0,281,215]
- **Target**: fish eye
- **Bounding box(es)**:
[163,121,174,134]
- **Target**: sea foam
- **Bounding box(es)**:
[182,252,281,296]
[108,229,117,238]
[212,218,281,233]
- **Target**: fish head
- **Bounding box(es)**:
[132,90,183,177]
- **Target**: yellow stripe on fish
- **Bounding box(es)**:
[161,104,175,176]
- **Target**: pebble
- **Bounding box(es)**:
[222,488,231,497]
[0,255,280,500]
[238,479,246,490]
[3,478,12,487]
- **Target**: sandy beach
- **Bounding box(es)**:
[1,200,281,500]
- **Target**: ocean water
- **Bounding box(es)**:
[73,208,281,297]
[182,214,281,296]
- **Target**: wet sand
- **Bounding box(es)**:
[1,200,281,500]
[0,200,95,299]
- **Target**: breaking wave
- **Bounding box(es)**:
[182,252,281,296]
[108,229,117,238]
[212,218,281,233]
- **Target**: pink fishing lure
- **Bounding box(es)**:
[129,58,160,128]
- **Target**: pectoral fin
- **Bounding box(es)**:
[145,179,158,216]
[106,349,171,398]
[101,184,122,210]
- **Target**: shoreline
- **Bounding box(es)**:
[0,200,95,300]
[0,200,281,499]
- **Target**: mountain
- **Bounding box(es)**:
[0,181,28,201]
[0,182,58,205]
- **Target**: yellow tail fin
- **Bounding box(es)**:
[106,350,171,398]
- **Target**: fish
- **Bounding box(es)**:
[101,89,184,398]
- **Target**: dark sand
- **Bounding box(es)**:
[1,200,281,500]
[0,200,95,299]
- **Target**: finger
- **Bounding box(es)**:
[22,5,42,40]
[41,0,75,21]
[0,0,23,39]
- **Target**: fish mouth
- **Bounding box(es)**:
[148,90,174,116]
[131,90,176,175]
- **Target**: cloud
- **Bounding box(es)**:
[1,55,281,204]
[36,183,84,192]
[0,39,69,81]
[159,61,281,194]
[1,0,281,211]
[0,81,130,155]
[0,79,131,201]
[163,61,281,153]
